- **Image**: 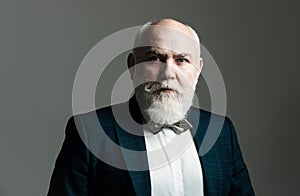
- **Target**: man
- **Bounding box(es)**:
[48,19,255,195]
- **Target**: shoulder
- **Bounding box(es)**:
[188,107,236,153]
[64,105,115,138]
[71,103,123,125]
[188,107,233,130]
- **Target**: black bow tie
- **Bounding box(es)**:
[146,119,192,134]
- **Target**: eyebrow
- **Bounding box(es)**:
[145,49,162,56]
[174,53,192,58]
[145,49,192,58]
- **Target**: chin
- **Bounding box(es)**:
[143,91,193,125]
[135,82,195,124]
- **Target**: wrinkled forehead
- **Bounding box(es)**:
[134,25,200,60]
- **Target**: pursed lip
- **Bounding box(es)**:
[156,88,176,93]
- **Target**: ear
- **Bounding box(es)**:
[191,58,203,89]
[195,57,203,79]
[127,53,135,77]
[198,57,203,73]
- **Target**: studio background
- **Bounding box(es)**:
[1,0,299,195]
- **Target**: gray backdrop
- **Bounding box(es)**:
[1,0,299,195]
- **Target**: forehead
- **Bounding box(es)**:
[134,25,199,59]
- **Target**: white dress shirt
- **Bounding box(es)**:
[144,126,204,196]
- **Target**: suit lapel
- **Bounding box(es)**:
[187,107,206,152]
[114,100,151,196]
[188,108,223,195]
[188,108,222,195]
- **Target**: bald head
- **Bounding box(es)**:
[132,18,201,66]
[150,19,198,41]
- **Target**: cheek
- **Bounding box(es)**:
[144,65,161,78]
[190,72,199,85]
[177,69,199,90]
[133,63,161,82]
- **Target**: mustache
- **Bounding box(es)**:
[144,81,180,94]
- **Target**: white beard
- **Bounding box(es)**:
[135,81,195,125]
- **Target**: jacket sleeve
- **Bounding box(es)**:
[227,117,255,196]
[47,116,89,196]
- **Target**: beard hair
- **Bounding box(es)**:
[135,81,195,125]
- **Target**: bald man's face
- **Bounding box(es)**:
[128,25,202,123]
[131,25,202,93]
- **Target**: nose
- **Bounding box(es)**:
[158,59,176,81]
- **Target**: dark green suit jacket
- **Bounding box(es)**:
[48,99,255,196]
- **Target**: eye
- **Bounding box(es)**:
[176,58,190,64]
[147,56,161,62]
